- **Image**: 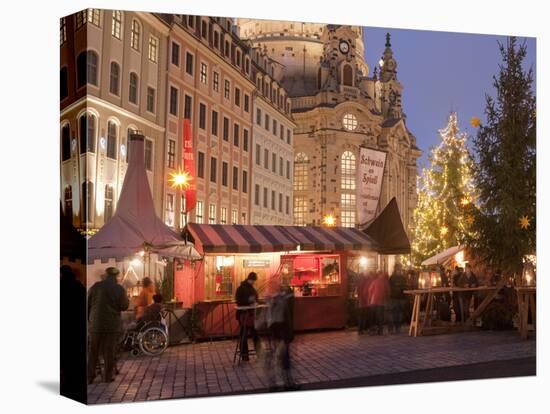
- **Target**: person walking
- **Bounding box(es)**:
[235,272,260,361]
[357,272,373,334]
[87,267,129,384]
[388,264,407,334]
[368,271,390,335]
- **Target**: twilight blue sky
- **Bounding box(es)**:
[362,28,536,167]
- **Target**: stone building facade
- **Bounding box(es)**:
[60,10,168,232]
[237,22,421,233]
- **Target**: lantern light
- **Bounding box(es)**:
[169,170,191,190]
[322,214,336,227]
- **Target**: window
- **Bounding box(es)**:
[111,10,122,39]
[167,139,176,169]
[87,51,98,86]
[82,181,94,224]
[147,87,155,113]
[129,72,138,104]
[79,114,96,154]
[294,152,309,191]
[168,86,178,116]
[220,207,227,224]
[343,64,353,87]
[200,63,208,84]
[64,186,73,219]
[244,94,249,112]
[88,9,100,27]
[106,121,117,159]
[287,129,291,145]
[279,157,284,176]
[126,127,136,163]
[256,108,262,125]
[286,196,290,215]
[104,185,114,222]
[254,184,260,205]
[61,124,71,161]
[60,67,68,100]
[271,190,276,210]
[60,18,67,45]
[233,123,239,147]
[224,41,230,57]
[294,196,307,226]
[223,117,229,141]
[242,171,248,193]
[255,144,261,165]
[264,113,270,130]
[184,95,192,119]
[201,20,208,38]
[286,160,291,179]
[144,139,153,171]
[197,151,205,178]
[211,110,218,136]
[273,119,277,135]
[210,157,217,183]
[165,193,175,227]
[195,200,204,224]
[243,129,249,152]
[231,209,238,225]
[242,211,247,224]
[77,9,100,28]
[264,149,269,169]
[342,113,358,131]
[131,19,141,51]
[214,31,220,49]
[279,193,283,213]
[272,153,277,173]
[213,72,219,91]
[208,203,216,224]
[180,195,186,227]
[185,52,193,75]
[234,87,240,106]
[109,62,120,95]
[280,124,284,140]
[341,193,356,227]
[77,51,98,88]
[187,16,194,28]
[171,42,180,66]
[148,36,158,63]
[263,188,268,208]
[222,161,228,186]
[224,80,230,100]
[199,103,206,129]
[75,11,86,29]
[232,166,238,190]
[341,151,356,190]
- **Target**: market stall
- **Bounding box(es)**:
[181,223,378,338]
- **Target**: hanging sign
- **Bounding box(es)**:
[357,147,387,224]
[183,119,197,212]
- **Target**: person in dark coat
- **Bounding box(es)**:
[462,263,479,318]
[235,272,260,361]
[87,267,129,383]
[388,264,407,334]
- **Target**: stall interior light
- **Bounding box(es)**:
[130,258,141,267]
[359,256,369,267]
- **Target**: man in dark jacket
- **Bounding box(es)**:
[388,264,407,334]
[235,272,259,361]
[87,267,129,383]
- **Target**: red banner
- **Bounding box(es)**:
[183,119,197,213]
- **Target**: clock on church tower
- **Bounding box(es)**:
[339,40,349,54]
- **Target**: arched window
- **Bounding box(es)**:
[61,124,71,161]
[79,113,96,154]
[293,152,309,191]
[343,64,353,87]
[104,185,114,222]
[341,151,356,190]
[87,51,98,86]
[130,19,141,51]
[81,181,94,224]
[77,50,98,87]
[64,186,73,220]
[129,72,138,104]
[106,121,117,159]
[109,62,120,95]
[60,67,68,100]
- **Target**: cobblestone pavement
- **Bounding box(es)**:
[87,329,536,404]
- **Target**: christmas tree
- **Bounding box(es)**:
[467,37,536,275]
[411,112,476,265]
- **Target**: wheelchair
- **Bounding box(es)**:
[119,316,168,357]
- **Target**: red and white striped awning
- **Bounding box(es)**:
[186,223,378,254]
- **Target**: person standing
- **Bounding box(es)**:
[87,267,129,384]
[368,271,390,335]
[462,264,479,318]
[235,272,260,361]
[389,264,407,334]
[357,272,372,334]
[134,277,155,320]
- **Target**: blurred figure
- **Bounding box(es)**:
[388,264,407,334]
[357,272,373,334]
[134,277,155,320]
[87,267,129,384]
[368,271,390,335]
[235,272,260,361]
[452,266,465,322]
[266,282,296,391]
[463,263,479,316]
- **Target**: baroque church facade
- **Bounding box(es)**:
[237,21,421,233]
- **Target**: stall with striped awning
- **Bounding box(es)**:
[186,223,378,254]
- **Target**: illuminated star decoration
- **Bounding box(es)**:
[470,117,481,128]
[519,215,531,230]
[169,170,191,190]
[322,214,336,227]
[440,225,449,236]
[460,197,470,206]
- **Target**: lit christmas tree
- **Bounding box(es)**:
[411,113,476,265]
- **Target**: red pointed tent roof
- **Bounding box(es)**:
[88,133,194,262]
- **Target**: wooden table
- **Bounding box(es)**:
[515,287,536,339]
[405,283,503,337]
